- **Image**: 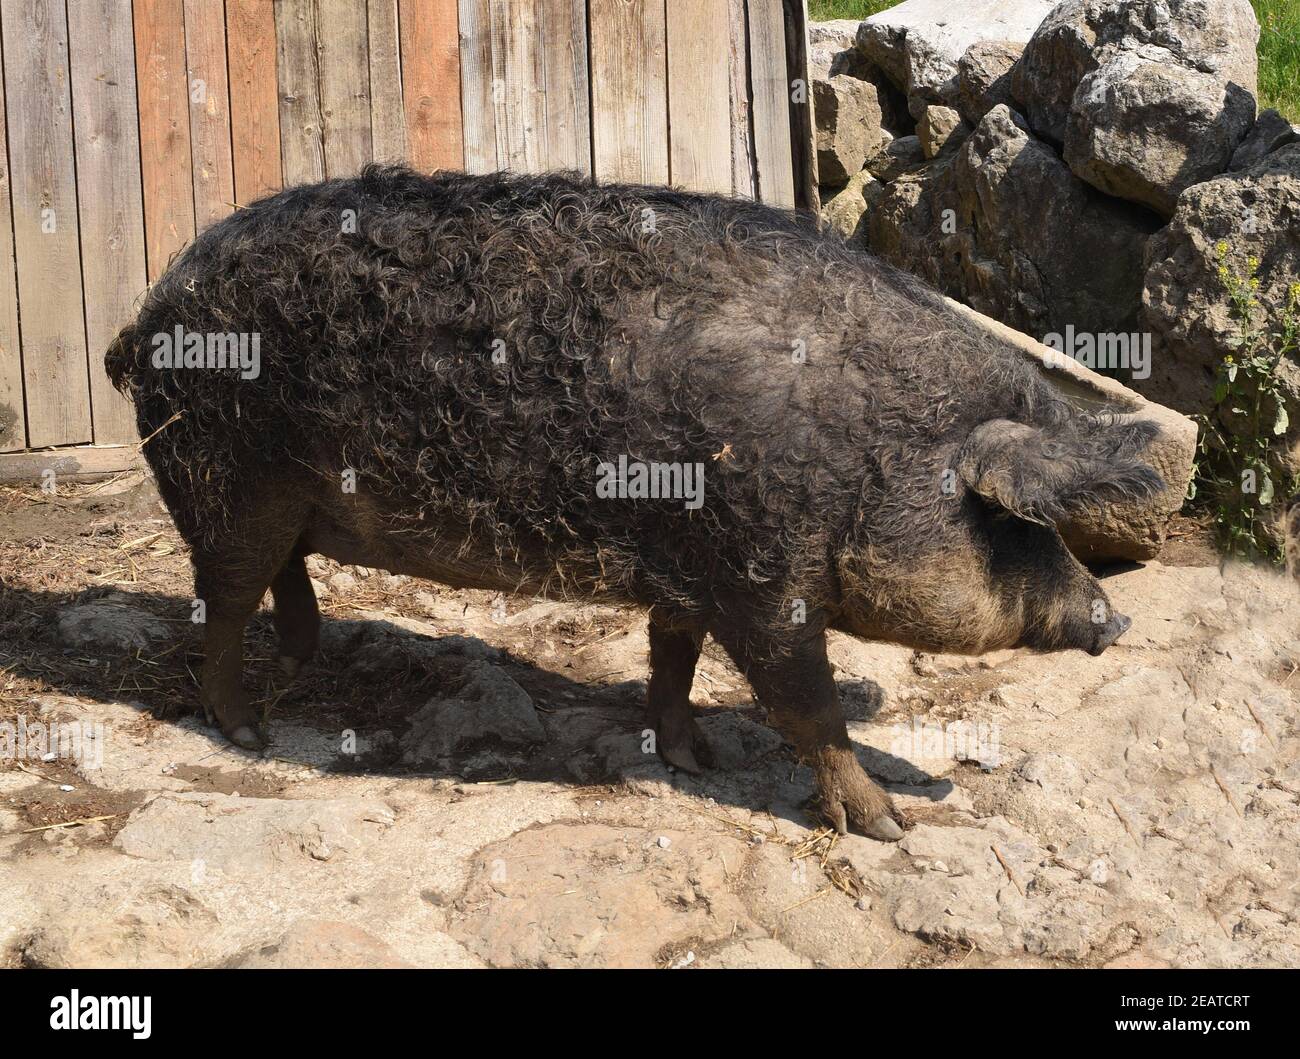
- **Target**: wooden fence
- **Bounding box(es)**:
[0,0,813,465]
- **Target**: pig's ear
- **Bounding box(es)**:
[956,417,1165,527]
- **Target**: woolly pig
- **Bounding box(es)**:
[108,167,1162,841]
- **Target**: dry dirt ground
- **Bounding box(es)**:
[0,473,1296,969]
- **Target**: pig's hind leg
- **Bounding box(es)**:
[271,549,320,678]
[716,622,903,842]
[193,502,310,750]
[646,608,713,774]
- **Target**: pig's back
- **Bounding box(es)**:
[109,168,884,602]
[106,166,1053,606]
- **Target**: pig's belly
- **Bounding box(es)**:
[298,511,622,604]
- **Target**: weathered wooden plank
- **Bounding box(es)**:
[747,0,795,206]
[539,0,590,174]
[1,0,91,447]
[318,0,372,177]
[457,0,496,172]
[0,444,143,482]
[226,0,282,203]
[0,25,26,451]
[134,0,195,281]
[400,0,464,172]
[368,0,407,164]
[667,0,732,194]
[488,0,545,172]
[589,0,668,185]
[727,0,755,198]
[69,0,148,446]
[460,0,588,175]
[275,0,325,185]
[183,0,236,233]
[784,0,818,210]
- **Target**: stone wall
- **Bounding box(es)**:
[813,0,1298,425]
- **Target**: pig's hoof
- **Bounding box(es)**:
[863,814,903,842]
[823,801,903,842]
[279,655,305,680]
[225,723,265,751]
[657,720,713,775]
[815,752,902,841]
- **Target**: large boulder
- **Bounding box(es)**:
[865,134,926,182]
[808,19,868,80]
[814,75,886,186]
[868,105,1158,341]
[810,20,913,136]
[956,40,1023,125]
[1229,109,1299,171]
[918,104,970,159]
[1012,0,1259,144]
[820,168,886,247]
[1010,0,1260,215]
[1141,143,1300,416]
[1065,48,1257,216]
[856,0,1059,119]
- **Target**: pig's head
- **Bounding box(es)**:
[982,510,1131,656]
[835,415,1162,658]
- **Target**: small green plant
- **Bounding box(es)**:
[1191,243,1300,561]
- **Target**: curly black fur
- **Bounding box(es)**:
[107,165,1164,648]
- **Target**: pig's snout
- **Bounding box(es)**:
[1089,612,1131,655]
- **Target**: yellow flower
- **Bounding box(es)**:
[1215,241,1229,256]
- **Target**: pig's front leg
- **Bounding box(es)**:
[716,620,903,842]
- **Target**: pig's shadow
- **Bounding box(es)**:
[4,584,950,832]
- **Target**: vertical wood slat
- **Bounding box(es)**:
[368,0,407,164]
[0,26,26,451]
[275,0,325,185]
[318,0,372,177]
[747,0,795,206]
[464,0,590,175]
[1,0,91,447]
[589,0,668,185]
[227,0,281,204]
[539,0,591,175]
[488,0,545,172]
[135,0,195,281]
[458,0,496,172]
[183,0,235,232]
[666,0,732,194]
[783,0,817,209]
[727,0,755,198]
[69,0,148,446]
[400,0,464,172]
